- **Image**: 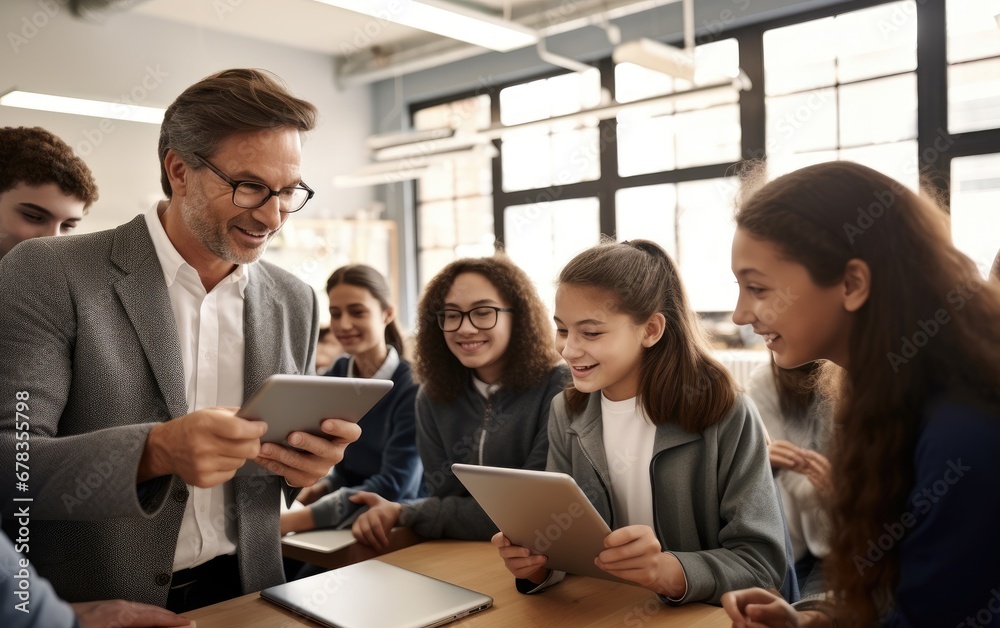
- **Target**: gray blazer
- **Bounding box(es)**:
[0,215,319,605]
[547,391,787,605]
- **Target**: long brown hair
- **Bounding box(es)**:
[413,254,560,404]
[559,239,737,431]
[737,161,1000,624]
[326,264,404,358]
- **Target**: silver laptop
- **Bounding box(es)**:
[260,559,493,628]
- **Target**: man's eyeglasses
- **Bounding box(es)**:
[193,153,314,213]
[436,307,513,332]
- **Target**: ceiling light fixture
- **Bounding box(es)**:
[313,0,537,52]
[0,90,165,124]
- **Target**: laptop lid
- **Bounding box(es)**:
[260,559,493,628]
[452,464,623,583]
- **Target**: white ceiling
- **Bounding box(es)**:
[129,0,679,84]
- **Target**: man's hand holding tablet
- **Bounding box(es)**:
[239,375,391,487]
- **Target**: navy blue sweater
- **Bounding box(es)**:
[308,356,423,528]
[885,393,1000,627]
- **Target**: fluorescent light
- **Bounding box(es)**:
[335,144,498,187]
[313,0,537,52]
[613,39,695,81]
[0,90,165,124]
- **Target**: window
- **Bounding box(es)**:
[947,0,1000,134]
[763,2,919,189]
[499,69,603,192]
[504,197,601,313]
[951,153,1000,278]
[413,95,495,286]
[615,39,741,176]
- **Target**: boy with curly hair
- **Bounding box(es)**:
[0,126,98,260]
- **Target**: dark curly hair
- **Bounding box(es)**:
[0,126,98,210]
[413,254,560,404]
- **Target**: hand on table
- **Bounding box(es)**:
[71,599,192,628]
[350,491,402,551]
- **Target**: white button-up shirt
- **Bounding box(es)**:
[145,202,248,570]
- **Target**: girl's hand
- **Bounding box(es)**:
[801,450,833,498]
[349,491,402,550]
[295,480,330,506]
[768,439,807,472]
[491,532,550,583]
[722,588,800,627]
[595,525,685,598]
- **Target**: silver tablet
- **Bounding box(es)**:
[452,463,621,582]
[238,374,393,444]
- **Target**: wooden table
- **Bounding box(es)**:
[185,540,730,627]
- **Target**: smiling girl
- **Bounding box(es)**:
[723,161,1000,627]
[494,239,788,605]
[280,265,421,536]
[350,254,569,549]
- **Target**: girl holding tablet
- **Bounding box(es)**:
[280,264,422,535]
[722,162,1000,627]
[494,239,788,605]
[351,254,569,549]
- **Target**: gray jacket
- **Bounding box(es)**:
[547,391,787,605]
[0,215,317,605]
[400,365,570,539]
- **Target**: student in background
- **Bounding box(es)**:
[723,161,1000,627]
[747,358,833,598]
[0,126,98,261]
[351,254,569,549]
[494,239,787,606]
[281,264,422,535]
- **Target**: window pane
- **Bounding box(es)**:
[764,17,837,96]
[617,114,676,176]
[504,198,600,314]
[455,197,494,247]
[418,160,455,202]
[951,153,1000,278]
[835,1,917,83]
[501,128,552,190]
[616,62,674,104]
[838,140,919,191]
[615,184,677,259]
[675,105,741,168]
[947,0,1000,63]
[839,74,917,147]
[500,69,601,125]
[418,200,455,248]
[454,152,492,197]
[949,57,1000,134]
[551,127,601,185]
[420,248,456,289]
[414,94,491,132]
[765,88,839,156]
[767,150,840,179]
[676,178,739,312]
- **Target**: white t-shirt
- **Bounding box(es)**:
[600,394,656,528]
